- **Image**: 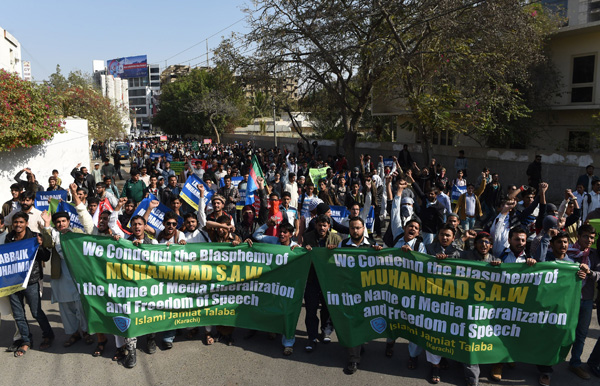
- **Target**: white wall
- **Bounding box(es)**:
[0,27,22,78]
[0,118,90,204]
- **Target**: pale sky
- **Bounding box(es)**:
[2,0,251,81]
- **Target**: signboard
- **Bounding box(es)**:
[106,55,148,79]
[203,139,212,144]
[22,61,32,82]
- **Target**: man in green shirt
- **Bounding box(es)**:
[121,169,145,204]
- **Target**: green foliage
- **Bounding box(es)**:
[45,65,126,141]
[0,69,65,151]
[154,65,248,141]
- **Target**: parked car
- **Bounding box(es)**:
[115,144,130,160]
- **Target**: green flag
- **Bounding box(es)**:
[309,167,330,190]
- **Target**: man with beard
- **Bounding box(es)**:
[301,215,341,352]
[111,215,158,368]
[336,217,382,375]
[7,212,53,356]
[253,220,298,355]
[207,214,246,346]
[5,191,44,233]
[154,210,187,350]
[40,187,90,353]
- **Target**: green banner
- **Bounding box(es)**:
[308,167,330,190]
[170,161,185,175]
[59,233,311,338]
[192,141,199,151]
[311,248,581,365]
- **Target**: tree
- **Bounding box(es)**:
[376,1,561,159]
[238,0,391,164]
[0,69,65,151]
[236,0,560,163]
[46,65,127,140]
[154,66,247,141]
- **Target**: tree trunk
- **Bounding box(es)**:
[421,129,432,167]
[284,107,311,153]
[209,114,220,143]
[343,130,358,167]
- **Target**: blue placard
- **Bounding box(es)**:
[219,176,244,188]
[0,238,39,296]
[451,184,467,202]
[329,205,349,224]
[383,158,394,168]
[149,153,173,162]
[35,191,67,211]
[57,201,84,230]
[180,175,213,210]
[106,55,148,79]
[130,194,183,232]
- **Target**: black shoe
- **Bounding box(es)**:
[162,341,173,350]
[244,330,257,340]
[123,349,137,368]
[305,339,318,353]
[344,361,359,375]
[6,339,23,352]
[589,363,600,378]
[146,338,157,354]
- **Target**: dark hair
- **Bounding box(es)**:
[289,172,296,178]
[130,169,140,176]
[281,191,291,198]
[438,223,456,236]
[19,191,35,201]
[466,183,475,189]
[216,214,231,225]
[10,183,21,191]
[183,213,197,220]
[280,222,295,234]
[12,211,29,222]
[223,175,231,180]
[348,216,364,226]
[99,210,112,218]
[130,215,147,225]
[87,197,100,205]
[163,211,179,223]
[508,226,527,239]
[405,219,421,229]
[551,231,569,243]
[96,182,107,189]
[103,176,112,182]
[578,224,596,236]
[52,169,59,174]
[76,187,88,195]
[315,214,330,225]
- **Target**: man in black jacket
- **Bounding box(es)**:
[7,212,54,356]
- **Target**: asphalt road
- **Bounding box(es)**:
[1,158,599,386]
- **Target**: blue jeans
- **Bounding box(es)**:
[570,299,594,367]
[9,282,54,345]
[163,330,176,343]
[461,217,475,230]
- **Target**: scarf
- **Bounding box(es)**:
[567,241,589,296]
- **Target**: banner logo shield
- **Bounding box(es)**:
[113,316,131,333]
[370,317,387,334]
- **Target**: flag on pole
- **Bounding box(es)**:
[245,155,264,204]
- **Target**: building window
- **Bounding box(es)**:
[431,130,454,146]
[150,75,160,81]
[150,82,160,88]
[568,131,591,152]
[571,55,595,103]
[129,89,145,97]
[130,97,147,106]
[150,67,159,73]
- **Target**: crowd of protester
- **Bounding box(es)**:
[0,137,599,386]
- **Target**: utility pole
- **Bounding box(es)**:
[272,97,277,147]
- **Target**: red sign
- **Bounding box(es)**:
[160,135,168,141]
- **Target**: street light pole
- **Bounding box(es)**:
[272,97,277,147]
